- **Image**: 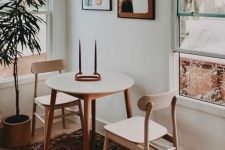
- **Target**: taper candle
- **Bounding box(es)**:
[94,40,97,74]
[79,40,82,73]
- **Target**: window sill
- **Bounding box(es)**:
[0,73,55,90]
[177,95,225,118]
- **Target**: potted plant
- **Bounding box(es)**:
[0,0,45,148]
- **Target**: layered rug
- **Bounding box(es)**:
[22,129,127,150]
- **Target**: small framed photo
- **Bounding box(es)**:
[82,0,112,11]
[118,0,155,19]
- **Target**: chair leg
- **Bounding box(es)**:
[78,100,84,129]
[61,108,66,129]
[44,108,49,135]
[103,134,109,150]
[31,103,37,136]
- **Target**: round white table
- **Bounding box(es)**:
[44,72,134,150]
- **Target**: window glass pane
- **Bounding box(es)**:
[0,14,47,79]
[179,16,225,55]
[26,5,46,12]
[0,0,8,9]
[0,54,47,79]
[24,0,47,12]
[18,14,47,57]
[178,0,225,14]
[180,53,225,106]
[0,0,46,11]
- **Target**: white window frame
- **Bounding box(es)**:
[171,0,225,116]
[0,0,52,87]
[173,0,225,59]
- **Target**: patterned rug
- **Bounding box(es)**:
[22,129,127,150]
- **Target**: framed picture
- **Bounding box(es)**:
[82,0,112,11]
[118,0,155,19]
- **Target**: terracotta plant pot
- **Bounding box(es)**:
[3,115,31,148]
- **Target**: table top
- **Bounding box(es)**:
[45,72,134,95]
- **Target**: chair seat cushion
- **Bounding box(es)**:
[35,92,79,106]
[104,116,167,143]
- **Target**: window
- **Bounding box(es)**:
[175,0,225,106]
[0,0,50,79]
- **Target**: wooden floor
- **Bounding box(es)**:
[0,120,81,150]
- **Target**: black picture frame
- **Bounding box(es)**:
[82,0,112,11]
[118,0,155,20]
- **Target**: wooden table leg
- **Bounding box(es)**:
[44,89,57,150]
[91,100,96,148]
[83,98,91,150]
[124,89,133,118]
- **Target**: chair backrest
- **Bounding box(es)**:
[137,91,178,150]
[30,59,64,74]
[138,91,176,111]
[30,59,64,98]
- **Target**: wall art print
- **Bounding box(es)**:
[82,0,112,11]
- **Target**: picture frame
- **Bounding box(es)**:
[82,0,112,11]
[118,0,155,19]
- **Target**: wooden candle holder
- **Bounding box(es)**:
[75,40,101,81]
[75,72,101,81]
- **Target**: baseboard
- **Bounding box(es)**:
[69,116,109,136]
[93,118,109,135]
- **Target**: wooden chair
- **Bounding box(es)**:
[30,59,83,136]
[103,91,177,150]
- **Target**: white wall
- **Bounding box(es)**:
[67,0,171,122]
[67,0,225,150]
[154,99,225,150]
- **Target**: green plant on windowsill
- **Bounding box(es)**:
[0,0,45,148]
